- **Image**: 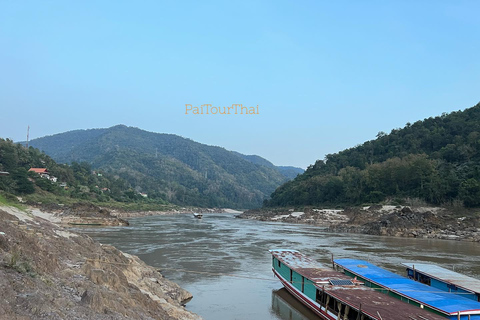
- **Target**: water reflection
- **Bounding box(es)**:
[271,288,318,320]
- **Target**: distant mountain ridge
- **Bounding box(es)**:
[26,125,303,208]
[232,152,304,179]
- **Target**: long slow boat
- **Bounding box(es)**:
[334,258,480,320]
[269,249,445,320]
[402,263,480,302]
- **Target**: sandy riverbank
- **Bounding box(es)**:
[0,205,202,320]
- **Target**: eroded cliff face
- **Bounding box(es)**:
[0,206,202,320]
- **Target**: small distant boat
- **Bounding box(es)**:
[193,213,203,219]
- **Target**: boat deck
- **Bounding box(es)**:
[270,250,446,320]
[334,258,480,318]
[402,263,480,298]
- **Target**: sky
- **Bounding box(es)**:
[1,1,479,169]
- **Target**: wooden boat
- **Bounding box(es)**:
[192,213,203,219]
[269,249,445,320]
[334,258,480,320]
[402,263,480,302]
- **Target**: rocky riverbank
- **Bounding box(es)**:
[110,207,230,219]
[237,205,480,242]
[0,205,202,320]
[33,202,230,222]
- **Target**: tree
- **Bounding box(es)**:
[459,178,480,207]
[12,168,35,194]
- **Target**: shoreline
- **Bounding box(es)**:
[27,202,242,225]
[237,205,480,242]
[0,205,202,319]
[110,207,243,219]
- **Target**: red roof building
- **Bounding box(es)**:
[28,168,49,174]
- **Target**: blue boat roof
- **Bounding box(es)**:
[334,259,480,316]
[402,263,480,295]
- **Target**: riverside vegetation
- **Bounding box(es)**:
[0,137,177,213]
[265,102,480,209]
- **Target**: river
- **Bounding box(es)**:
[80,213,480,320]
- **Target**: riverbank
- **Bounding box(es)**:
[30,201,237,222]
[237,205,480,242]
[0,205,202,320]
[110,207,239,219]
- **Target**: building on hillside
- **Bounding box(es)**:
[28,168,58,182]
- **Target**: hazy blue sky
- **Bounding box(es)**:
[1,1,479,168]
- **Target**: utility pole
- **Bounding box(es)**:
[26,125,30,148]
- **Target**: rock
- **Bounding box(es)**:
[401,206,413,214]
[0,206,202,320]
[62,216,129,226]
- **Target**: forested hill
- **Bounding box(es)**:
[27,125,302,208]
[266,102,480,208]
[0,138,140,204]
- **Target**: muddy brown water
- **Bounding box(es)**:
[80,213,480,320]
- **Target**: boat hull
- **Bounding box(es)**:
[273,269,336,320]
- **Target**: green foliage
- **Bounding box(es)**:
[8,250,19,268]
[266,102,480,208]
[459,178,480,207]
[7,250,36,277]
[12,168,35,194]
[0,138,166,208]
[0,192,25,210]
[367,191,385,203]
[33,175,57,192]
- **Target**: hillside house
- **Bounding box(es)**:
[28,168,58,182]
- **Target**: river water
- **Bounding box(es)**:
[80,213,480,320]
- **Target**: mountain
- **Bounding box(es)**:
[26,125,299,208]
[266,102,480,208]
[232,152,304,179]
[275,166,304,180]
